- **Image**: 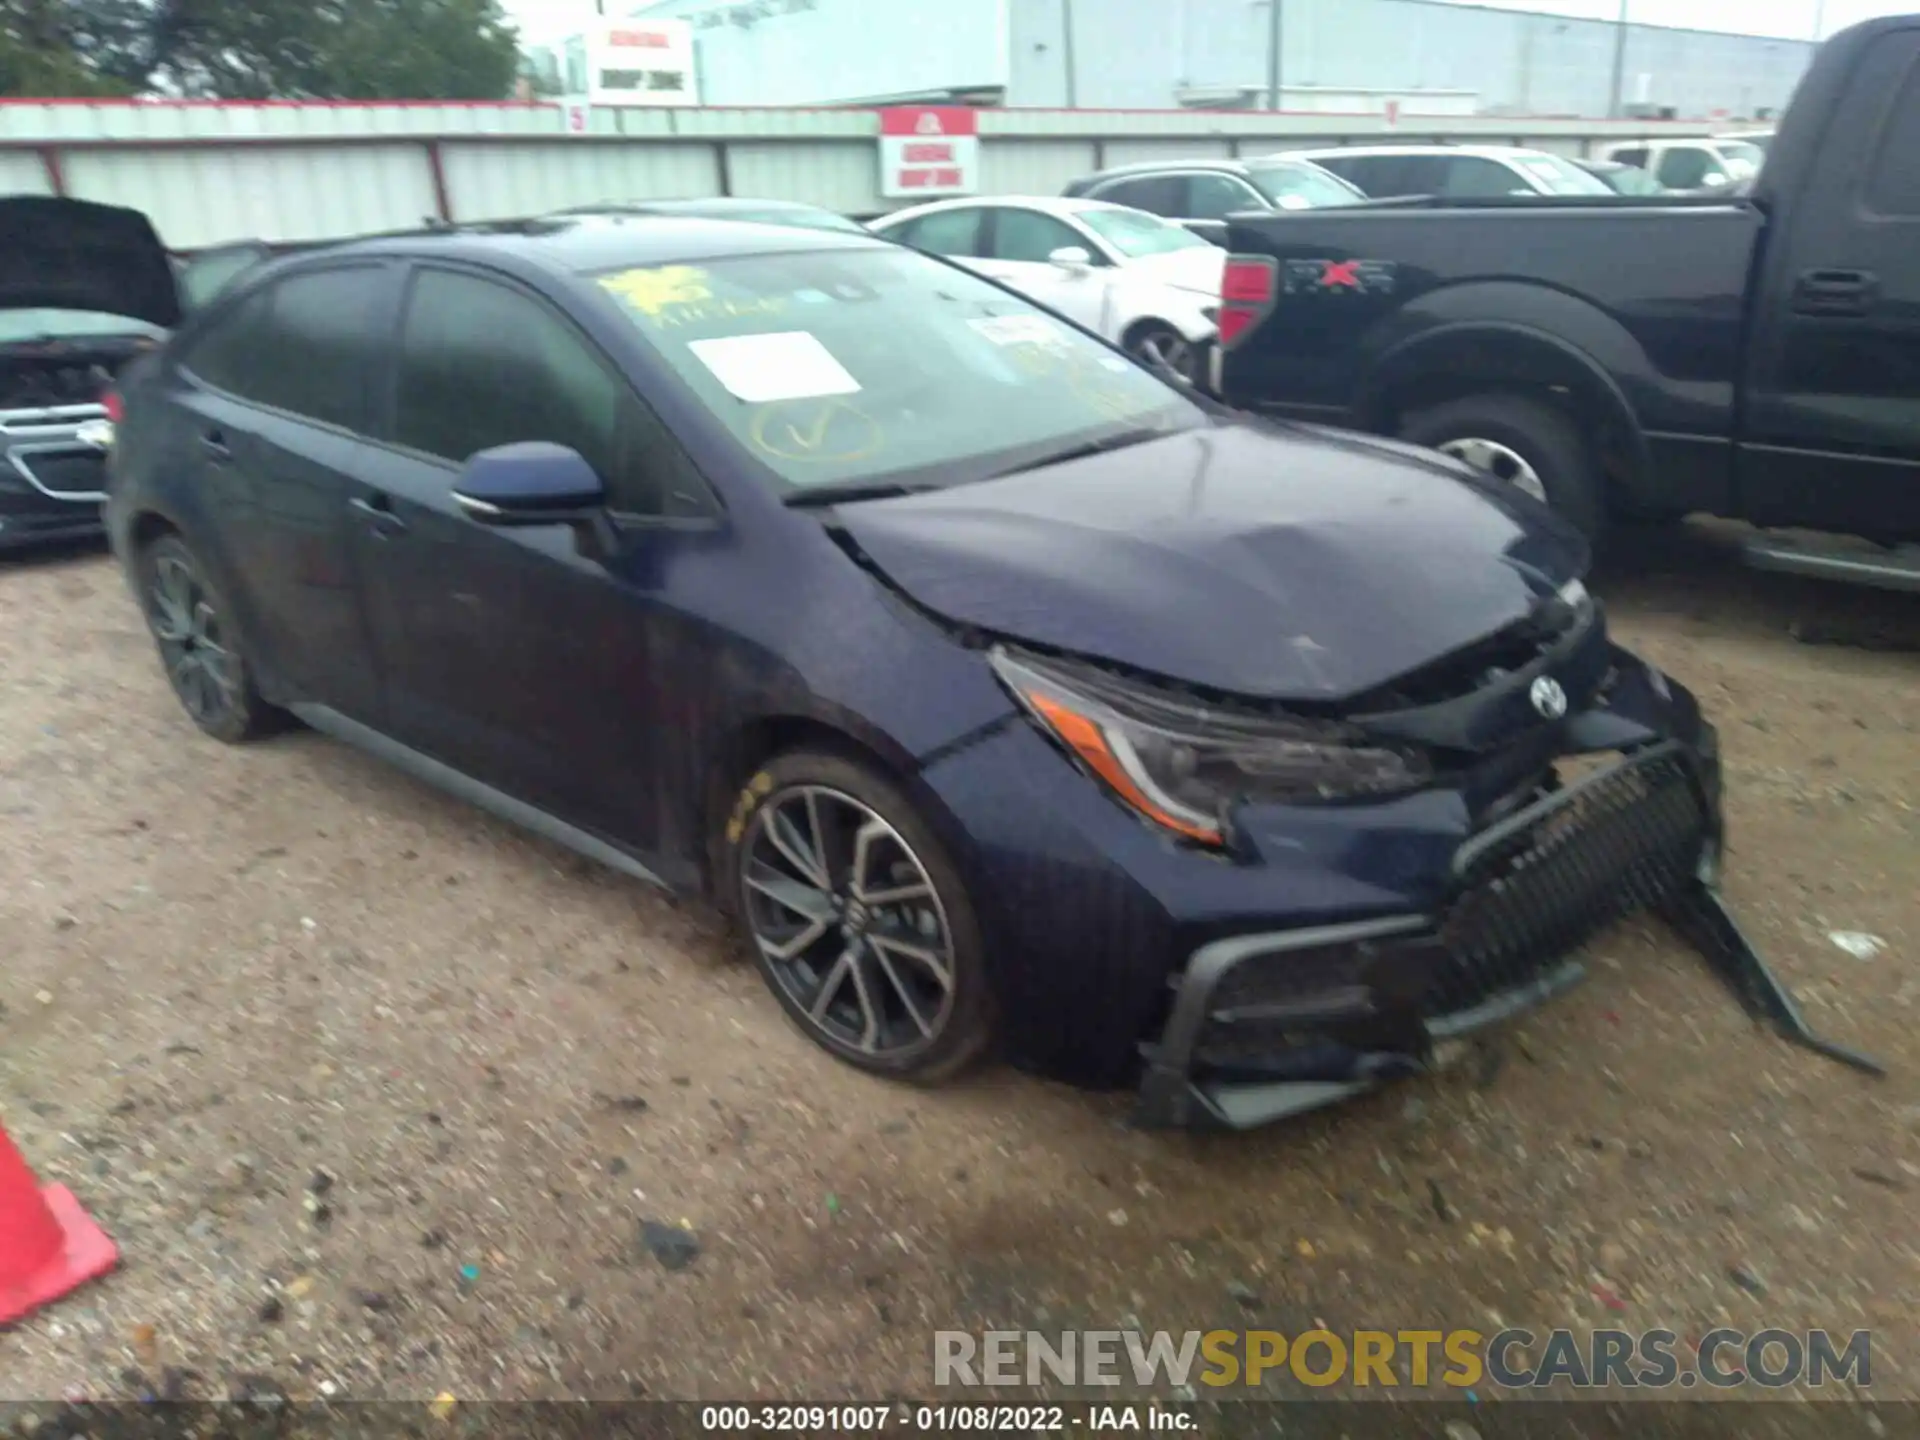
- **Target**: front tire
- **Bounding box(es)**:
[136,534,277,744]
[1400,392,1607,543]
[1124,320,1198,384]
[721,749,995,1083]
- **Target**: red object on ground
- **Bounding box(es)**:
[0,1122,118,1325]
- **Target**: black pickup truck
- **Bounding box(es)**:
[1213,12,1920,590]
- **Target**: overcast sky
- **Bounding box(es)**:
[505,0,1909,49]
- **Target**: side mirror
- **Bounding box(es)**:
[451,442,606,527]
[1048,245,1094,271]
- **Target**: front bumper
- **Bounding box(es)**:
[1,403,112,553]
[1136,739,1712,1129]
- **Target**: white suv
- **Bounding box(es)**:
[1596,136,1768,193]
[1276,145,1616,200]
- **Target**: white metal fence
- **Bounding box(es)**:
[0,100,1730,250]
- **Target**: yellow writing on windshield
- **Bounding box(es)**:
[748,398,884,464]
[598,265,714,316]
[655,297,787,328]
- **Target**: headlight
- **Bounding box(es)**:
[990,648,1432,846]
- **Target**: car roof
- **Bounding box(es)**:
[1278,144,1561,161]
[875,194,1146,222]
[281,213,885,277]
[1076,157,1252,183]
[568,196,833,216]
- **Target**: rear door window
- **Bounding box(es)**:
[1183,172,1267,220]
[182,290,275,398]
[1656,146,1717,189]
[1088,174,1185,216]
[1610,146,1649,168]
[1316,154,1408,196]
[895,208,986,257]
[184,266,382,433]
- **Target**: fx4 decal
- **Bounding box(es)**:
[1283,259,1398,295]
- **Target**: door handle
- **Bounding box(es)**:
[199,430,231,462]
[349,494,408,536]
[1792,268,1877,316]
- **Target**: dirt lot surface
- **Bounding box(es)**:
[2,525,1917,1406]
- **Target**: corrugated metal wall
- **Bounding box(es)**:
[1016,0,1814,115]
[1,100,1729,250]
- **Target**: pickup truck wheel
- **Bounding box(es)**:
[1400,394,1606,541]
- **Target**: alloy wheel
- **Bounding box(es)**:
[1437,436,1549,504]
[1130,328,1192,379]
[740,784,957,1060]
[147,552,240,728]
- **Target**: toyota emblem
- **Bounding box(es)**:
[1530,675,1569,720]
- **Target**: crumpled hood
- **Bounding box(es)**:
[835,419,1588,704]
[0,197,181,330]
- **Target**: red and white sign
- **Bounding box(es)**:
[571,18,697,108]
[878,107,980,200]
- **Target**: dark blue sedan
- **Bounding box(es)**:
[102,213,1779,1128]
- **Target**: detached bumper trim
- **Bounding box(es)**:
[1135,916,1430,1132]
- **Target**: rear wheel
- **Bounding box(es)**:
[1400,392,1607,543]
[137,534,277,744]
[722,749,995,1083]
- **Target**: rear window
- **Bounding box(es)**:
[1245,161,1364,209]
[592,247,1199,494]
[1087,174,1185,216]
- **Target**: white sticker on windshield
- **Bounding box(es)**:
[686,331,861,403]
[1276,194,1311,210]
[968,315,1070,348]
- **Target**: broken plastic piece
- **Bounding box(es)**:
[1667,886,1887,1077]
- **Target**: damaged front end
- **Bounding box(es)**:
[978,586,1889,1131]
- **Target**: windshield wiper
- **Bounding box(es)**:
[984,425,1172,481]
[784,479,936,508]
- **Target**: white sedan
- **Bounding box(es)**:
[867,197,1222,379]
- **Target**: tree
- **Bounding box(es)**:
[0,0,522,99]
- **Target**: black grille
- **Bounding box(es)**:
[1209,944,1364,1014]
[1428,747,1706,1014]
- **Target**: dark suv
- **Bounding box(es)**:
[1062,157,1364,244]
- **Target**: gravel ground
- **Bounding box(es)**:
[1,523,1916,1405]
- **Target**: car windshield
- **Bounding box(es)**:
[1246,161,1363,209]
[594,246,1201,494]
[1512,154,1616,196]
[0,308,162,343]
[1074,207,1211,258]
